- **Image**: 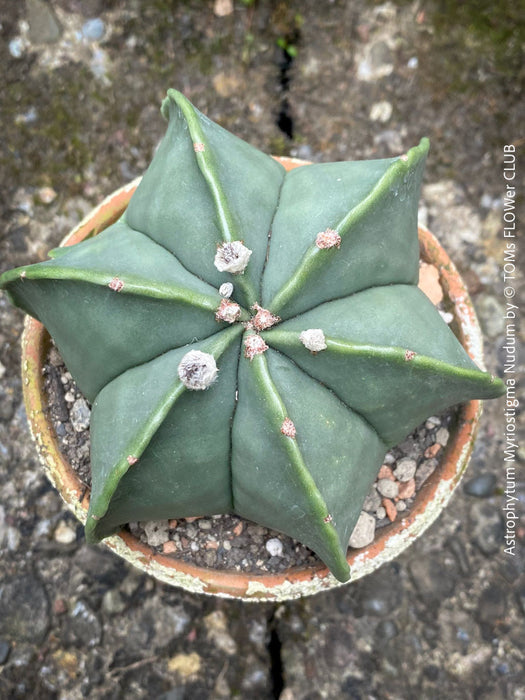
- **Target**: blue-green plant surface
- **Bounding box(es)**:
[0,90,504,582]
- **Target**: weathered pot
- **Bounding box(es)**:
[21,158,486,601]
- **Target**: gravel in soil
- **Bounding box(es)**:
[44,342,454,575]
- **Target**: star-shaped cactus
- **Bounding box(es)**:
[0,90,504,582]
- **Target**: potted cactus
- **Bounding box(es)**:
[1,90,504,598]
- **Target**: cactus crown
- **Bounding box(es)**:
[0,89,504,582]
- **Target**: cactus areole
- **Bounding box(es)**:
[0,90,504,583]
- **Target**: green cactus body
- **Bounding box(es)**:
[0,89,504,582]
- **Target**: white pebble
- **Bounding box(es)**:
[436,427,450,446]
[143,520,169,546]
[54,521,77,544]
[376,478,399,499]
[375,506,387,520]
[349,511,376,548]
[425,416,441,429]
[369,100,393,123]
[265,537,283,557]
[393,458,417,482]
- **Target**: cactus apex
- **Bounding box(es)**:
[216,299,241,324]
[300,329,327,353]
[315,228,341,249]
[251,304,280,331]
[214,241,252,274]
[178,350,218,390]
[244,334,268,360]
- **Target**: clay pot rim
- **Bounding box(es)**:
[21,158,484,601]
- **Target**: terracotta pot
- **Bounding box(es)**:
[21,159,486,601]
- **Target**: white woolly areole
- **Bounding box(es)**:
[178,350,218,390]
[219,282,234,298]
[299,329,327,352]
[214,241,252,274]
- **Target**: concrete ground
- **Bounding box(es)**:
[0,1,524,698]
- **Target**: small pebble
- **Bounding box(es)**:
[397,479,416,500]
[378,464,395,480]
[436,427,450,446]
[37,186,57,204]
[70,398,90,431]
[375,506,386,520]
[463,473,497,498]
[53,598,68,615]
[222,540,232,551]
[8,38,24,58]
[82,18,106,41]
[265,538,284,557]
[102,589,126,615]
[377,478,399,499]
[163,540,177,554]
[369,100,393,123]
[425,416,441,429]
[363,486,381,512]
[415,459,438,488]
[198,519,212,530]
[396,501,407,512]
[349,511,376,548]
[143,520,169,546]
[394,458,417,482]
[54,521,77,544]
[0,640,11,665]
[382,498,397,522]
[424,443,441,458]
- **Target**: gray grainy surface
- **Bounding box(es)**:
[1,1,524,698]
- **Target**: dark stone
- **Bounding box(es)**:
[446,536,471,575]
[0,574,50,644]
[477,585,507,626]
[469,502,504,555]
[0,639,11,664]
[408,554,458,608]
[341,675,365,699]
[423,664,440,681]
[65,600,102,648]
[463,473,497,498]
[375,619,399,642]
[354,565,403,617]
